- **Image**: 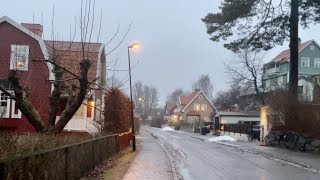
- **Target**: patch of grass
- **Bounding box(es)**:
[81,140,140,180]
[101,145,139,180]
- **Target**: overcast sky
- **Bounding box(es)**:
[1,0,319,105]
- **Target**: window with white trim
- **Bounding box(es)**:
[199,95,203,100]
[310,46,315,50]
[314,58,320,68]
[278,76,283,86]
[0,92,10,118]
[0,91,22,119]
[11,100,21,118]
[301,57,310,67]
[201,104,207,111]
[265,79,270,88]
[194,103,200,111]
[10,45,29,71]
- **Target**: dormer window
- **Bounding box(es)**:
[10,45,29,71]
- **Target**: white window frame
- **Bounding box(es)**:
[278,76,283,86]
[301,57,310,67]
[10,45,30,71]
[310,46,315,51]
[314,58,320,68]
[194,103,200,111]
[11,100,22,119]
[0,91,10,118]
[201,104,207,111]
[265,79,271,88]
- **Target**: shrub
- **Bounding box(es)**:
[150,118,164,128]
[267,90,320,139]
[103,88,131,134]
[174,122,180,130]
[193,125,200,133]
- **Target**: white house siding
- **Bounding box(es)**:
[220,116,260,124]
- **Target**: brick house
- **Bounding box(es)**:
[0,16,105,133]
[174,89,216,124]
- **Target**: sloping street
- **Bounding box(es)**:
[139,127,320,180]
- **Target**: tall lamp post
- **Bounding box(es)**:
[128,42,141,152]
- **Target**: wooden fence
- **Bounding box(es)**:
[0,134,123,180]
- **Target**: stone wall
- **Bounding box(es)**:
[265,131,320,153]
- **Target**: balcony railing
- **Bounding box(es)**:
[265,67,280,75]
[56,116,100,133]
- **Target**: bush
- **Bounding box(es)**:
[0,133,92,160]
[104,88,131,134]
[174,122,181,130]
[267,90,320,139]
[150,118,164,128]
[193,125,200,133]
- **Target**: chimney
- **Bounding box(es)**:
[21,23,43,37]
[194,88,201,92]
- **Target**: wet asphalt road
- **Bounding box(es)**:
[147,127,320,180]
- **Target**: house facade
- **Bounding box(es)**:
[174,90,215,124]
[0,16,52,132]
[263,39,320,101]
[0,16,105,133]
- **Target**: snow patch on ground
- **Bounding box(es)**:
[161,127,174,131]
[207,135,237,142]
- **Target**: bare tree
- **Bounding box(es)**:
[225,50,266,106]
[192,74,214,101]
[131,81,159,119]
[133,81,144,115]
[214,84,241,111]
[167,88,185,102]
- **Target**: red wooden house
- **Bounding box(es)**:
[0,16,105,133]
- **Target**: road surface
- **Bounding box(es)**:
[146,127,320,180]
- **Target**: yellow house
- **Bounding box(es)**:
[174,89,216,124]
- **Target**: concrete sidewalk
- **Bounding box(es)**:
[122,128,174,180]
[168,128,320,173]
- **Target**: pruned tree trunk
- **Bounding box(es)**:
[8,71,45,132]
[47,59,91,134]
[289,0,299,99]
[46,65,63,130]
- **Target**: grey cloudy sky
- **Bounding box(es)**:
[1,0,319,104]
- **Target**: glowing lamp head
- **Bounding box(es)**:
[129,42,141,49]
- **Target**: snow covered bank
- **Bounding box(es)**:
[207,136,237,142]
[161,127,174,131]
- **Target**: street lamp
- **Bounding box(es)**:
[128,42,141,152]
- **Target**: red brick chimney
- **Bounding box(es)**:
[21,23,43,37]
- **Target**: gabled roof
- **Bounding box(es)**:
[44,40,103,53]
[178,90,216,112]
[179,91,199,105]
[0,16,54,81]
[44,40,104,83]
[268,40,314,63]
